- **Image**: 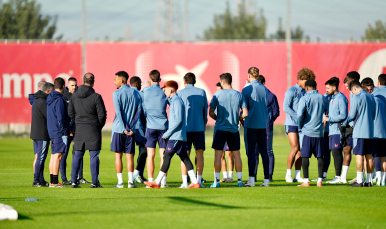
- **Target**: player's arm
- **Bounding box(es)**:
[55,100,67,136]
[209,94,218,121]
[283,90,297,121]
[272,94,280,121]
[297,98,306,130]
[113,92,128,133]
[342,98,358,127]
[163,102,182,139]
[203,91,208,125]
[239,107,248,121]
[329,98,348,123]
[209,108,217,120]
[68,96,75,121]
[96,95,107,128]
[239,93,248,121]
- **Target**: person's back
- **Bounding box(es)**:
[177,84,207,132]
[47,90,69,139]
[298,90,326,138]
[143,84,168,130]
[163,94,187,141]
[351,90,375,139]
[212,89,244,133]
[373,97,386,139]
[372,73,386,106]
[284,83,305,126]
[31,91,50,141]
[242,79,268,129]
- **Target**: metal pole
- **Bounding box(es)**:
[184,0,188,42]
[82,0,86,76]
[286,0,291,89]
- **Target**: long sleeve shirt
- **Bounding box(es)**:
[373,96,386,139]
[111,85,141,135]
[47,90,69,139]
[323,93,332,133]
[162,94,187,141]
[342,89,376,139]
[242,79,268,129]
[267,89,280,132]
[132,87,146,136]
[327,92,348,136]
[143,84,168,130]
[297,90,327,138]
[177,84,208,132]
[284,83,305,126]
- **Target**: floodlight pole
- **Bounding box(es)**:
[286,0,291,89]
[82,0,86,77]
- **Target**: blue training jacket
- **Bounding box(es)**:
[372,86,386,106]
[267,89,280,133]
[373,96,386,139]
[132,87,146,138]
[323,93,332,133]
[327,91,348,136]
[46,90,69,139]
[143,84,168,130]
[111,84,141,135]
[284,83,305,126]
[177,84,208,132]
[297,90,327,138]
[163,94,187,141]
[342,89,376,139]
[242,79,268,129]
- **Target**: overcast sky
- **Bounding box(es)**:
[34,0,386,42]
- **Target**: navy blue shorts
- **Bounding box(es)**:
[285,125,299,134]
[111,132,135,154]
[145,128,167,148]
[212,130,240,151]
[353,138,373,156]
[347,136,353,147]
[33,140,49,155]
[329,134,342,150]
[186,131,205,151]
[223,142,229,151]
[301,135,324,158]
[373,139,386,157]
[165,140,186,155]
[135,128,147,146]
[51,136,68,154]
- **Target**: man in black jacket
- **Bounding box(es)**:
[30,82,54,187]
[60,77,90,185]
[68,73,107,188]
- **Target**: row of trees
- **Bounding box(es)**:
[0,0,385,41]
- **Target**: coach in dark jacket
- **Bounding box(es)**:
[30,82,54,187]
[68,73,107,188]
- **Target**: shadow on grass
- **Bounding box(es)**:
[18,214,32,220]
[167,196,242,209]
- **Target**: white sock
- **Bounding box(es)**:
[357,172,363,184]
[286,169,292,176]
[382,172,386,182]
[197,175,202,184]
[323,172,327,178]
[228,171,233,179]
[236,172,242,183]
[214,172,220,184]
[161,176,167,186]
[148,177,153,182]
[263,179,269,184]
[134,170,140,176]
[188,170,198,184]
[376,171,381,181]
[317,178,322,183]
[117,173,123,184]
[366,173,372,183]
[128,172,133,184]
[249,176,255,184]
[155,172,165,185]
[182,175,188,185]
[295,170,301,179]
[222,171,228,179]
[303,178,309,183]
[341,165,349,180]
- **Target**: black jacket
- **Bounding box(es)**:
[68,85,107,151]
[63,87,75,133]
[29,91,50,141]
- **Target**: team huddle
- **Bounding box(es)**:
[28,66,386,188]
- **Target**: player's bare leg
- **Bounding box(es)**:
[286,133,302,182]
[226,151,234,182]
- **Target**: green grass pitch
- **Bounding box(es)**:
[0,132,385,229]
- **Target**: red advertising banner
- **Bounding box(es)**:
[86,42,287,125]
[0,43,81,123]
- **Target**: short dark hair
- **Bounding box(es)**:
[149,70,160,82]
[184,72,196,84]
[344,77,348,84]
[346,71,360,81]
[116,71,129,82]
[216,82,222,87]
[42,82,54,92]
[68,77,77,83]
[130,76,141,86]
[54,77,65,89]
[378,74,386,86]
[83,73,95,85]
[361,77,374,87]
[220,73,232,85]
[348,80,362,91]
[257,75,265,84]
[325,76,340,88]
[305,79,317,88]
